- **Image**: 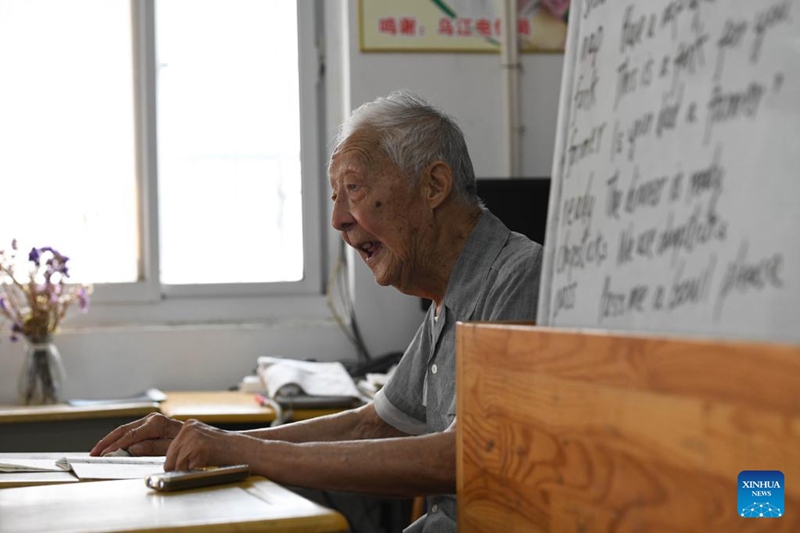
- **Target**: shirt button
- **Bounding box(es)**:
[431,504,439,513]
[431,364,438,374]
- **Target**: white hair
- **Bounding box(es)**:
[331,90,481,206]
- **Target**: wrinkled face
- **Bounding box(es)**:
[329,136,431,294]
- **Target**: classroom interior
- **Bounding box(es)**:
[1,1,798,532]
[0,2,562,531]
[0,1,562,403]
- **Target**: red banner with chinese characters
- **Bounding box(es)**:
[360,0,569,53]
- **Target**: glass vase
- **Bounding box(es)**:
[18,340,66,405]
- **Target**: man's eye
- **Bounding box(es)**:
[347,184,359,192]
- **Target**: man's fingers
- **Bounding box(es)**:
[173,447,191,471]
[164,420,210,471]
[164,438,198,471]
[128,439,173,457]
[164,421,193,471]
[98,425,151,456]
[97,415,180,457]
[90,416,150,456]
[163,444,178,472]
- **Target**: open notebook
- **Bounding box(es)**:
[0,456,165,480]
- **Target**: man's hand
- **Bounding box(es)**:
[89,413,183,457]
[164,419,261,471]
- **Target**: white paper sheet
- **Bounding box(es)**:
[0,455,165,480]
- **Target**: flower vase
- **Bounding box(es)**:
[18,340,66,405]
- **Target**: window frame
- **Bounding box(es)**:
[82,0,327,320]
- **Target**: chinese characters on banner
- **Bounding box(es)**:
[360,0,570,53]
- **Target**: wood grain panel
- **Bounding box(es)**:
[457,324,800,532]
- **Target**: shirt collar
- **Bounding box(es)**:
[442,209,510,320]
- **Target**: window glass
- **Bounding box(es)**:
[0,0,138,283]
[155,0,304,284]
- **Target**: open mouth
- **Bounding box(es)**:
[358,241,383,261]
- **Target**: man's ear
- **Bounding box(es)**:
[425,161,454,209]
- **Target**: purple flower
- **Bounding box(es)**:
[28,247,41,265]
[39,247,70,277]
[0,298,6,312]
[10,323,22,341]
[42,247,67,261]
[78,288,89,311]
[11,239,18,250]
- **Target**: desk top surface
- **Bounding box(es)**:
[159,391,275,423]
[0,476,348,533]
[159,391,344,423]
[0,402,159,424]
[0,391,346,426]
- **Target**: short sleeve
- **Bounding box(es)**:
[373,318,429,434]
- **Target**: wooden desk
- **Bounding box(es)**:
[0,402,158,424]
[0,403,159,452]
[0,476,348,532]
[161,391,344,425]
[0,391,349,452]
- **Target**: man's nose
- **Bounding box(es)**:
[331,196,355,232]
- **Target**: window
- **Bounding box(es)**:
[0,0,138,284]
[0,0,324,317]
[156,0,305,286]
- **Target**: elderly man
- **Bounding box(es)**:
[91,91,543,532]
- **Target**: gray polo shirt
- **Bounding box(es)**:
[373,209,543,533]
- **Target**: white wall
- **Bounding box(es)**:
[0,1,563,404]
[1,321,351,401]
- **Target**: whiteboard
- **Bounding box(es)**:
[538,0,800,344]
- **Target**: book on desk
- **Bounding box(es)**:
[254,356,364,408]
[0,454,165,480]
